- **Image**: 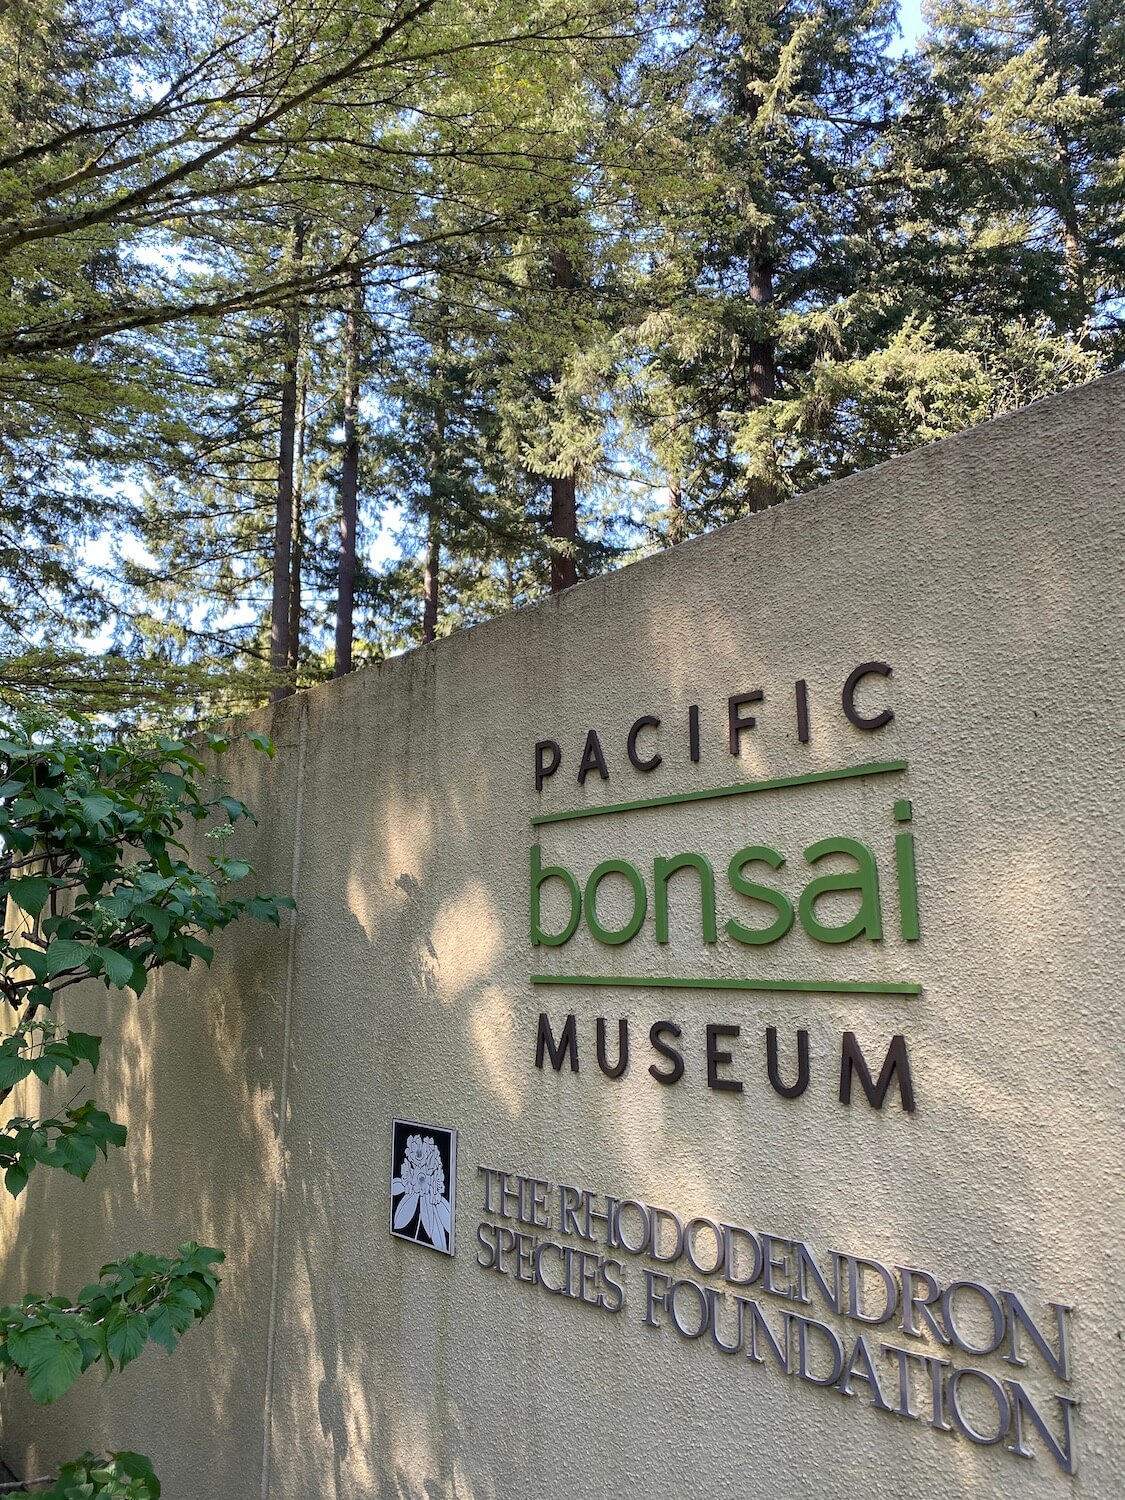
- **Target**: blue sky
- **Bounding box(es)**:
[896,0,926,50]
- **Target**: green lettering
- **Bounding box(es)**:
[585,859,647,946]
[654,852,716,944]
[798,837,883,944]
[530,844,581,947]
[725,845,793,946]
[895,832,920,941]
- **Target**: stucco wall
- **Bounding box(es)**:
[1,373,1122,1499]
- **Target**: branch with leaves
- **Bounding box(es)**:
[0,718,290,1025]
[4,1450,161,1499]
[0,715,291,1494]
[0,1018,124,1205]
[0,1244,224,1405]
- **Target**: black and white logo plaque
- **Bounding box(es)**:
[390,1119,456,1255]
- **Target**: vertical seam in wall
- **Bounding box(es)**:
[260,697,308,1500]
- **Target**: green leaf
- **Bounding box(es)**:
[246,895,294,924]
[6,1323,57,1368]
[7,876,50,917]
[68,1032,101,1070]
[42,940,95,979]
[29,1054,58,1082]
[93,947,134,988]
[106,1312,148,1371]
[69,1103,127,1153]
[26,1330,83,1404]
[0,1049,33,1088]
[78,793,115,826]
[15,946,49,981]
[134,903,171,941]
[4,1161,29,1197]
[246,732,276,758]
[98,892,137,921]
[58,1132,98,1179]
[41,1041,79,1076]
[183,1244,225,1270]
[145,1307,177,1354]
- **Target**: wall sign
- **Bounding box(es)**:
[491,657,1085,1475]
[529,660,919,1111]
[475,1162,1077,1477]
[390,1119,457,1256]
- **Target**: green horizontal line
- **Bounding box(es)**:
[530,759,907,827]
[530,975,921,997]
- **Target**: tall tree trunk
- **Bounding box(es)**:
[549,475,578,591]
[667,480,685,545]
[287,374,308,678]
[1054,132,1088,333]
[334,269,362,677]
[735,65,778,515]
[270,222,304,702]
[422,512,440,644]
[745,250,779,515]
[422,313,449,644]
[747,249,777,409]
[546,243,579,594]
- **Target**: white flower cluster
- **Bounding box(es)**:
[400,1134,445,1202]
[392,1133,452,1252]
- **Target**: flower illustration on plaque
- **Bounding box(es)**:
[390,1119,456,1255]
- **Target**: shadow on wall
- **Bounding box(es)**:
[325,395,1097,1496]
[1,399,1115,1500]
[257,476,1103,1500]
[0,737,297,1495]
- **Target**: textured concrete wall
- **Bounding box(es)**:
[1,373,1122,1499]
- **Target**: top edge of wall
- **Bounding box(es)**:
[254,368,1125,739]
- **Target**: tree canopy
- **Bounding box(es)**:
[0,0,1119,721]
